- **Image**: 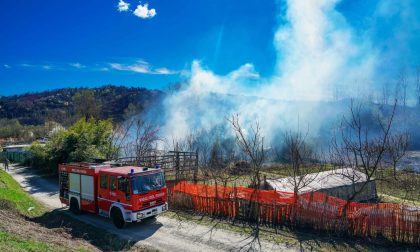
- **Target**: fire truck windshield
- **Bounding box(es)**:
[131,172,165,194]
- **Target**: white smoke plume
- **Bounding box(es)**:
[158,0,414,144]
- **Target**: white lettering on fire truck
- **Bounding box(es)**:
[139,193,165,202]
[71,169,87,174]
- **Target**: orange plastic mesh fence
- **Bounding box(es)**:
[169,181,420,245]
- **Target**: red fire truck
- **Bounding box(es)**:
[58,163,168,228]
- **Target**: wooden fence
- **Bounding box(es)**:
[168,181,420,246]
[116,150,199,181]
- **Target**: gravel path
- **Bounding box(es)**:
[8,165,294,252]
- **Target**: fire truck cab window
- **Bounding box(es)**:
[132,172,165,194]
[100,174,108,189]
[110,176,117,191]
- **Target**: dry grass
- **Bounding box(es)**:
[376,169,420,205]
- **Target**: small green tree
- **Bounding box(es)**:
[29,142,49,169]
[29,118,117,174]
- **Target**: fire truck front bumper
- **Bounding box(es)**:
[129,202,168,222]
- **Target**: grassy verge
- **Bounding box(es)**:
[163,210,418,252]
[0,231,65,252]
[0,170,46,217]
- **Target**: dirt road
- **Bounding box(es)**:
[9,165,293,252]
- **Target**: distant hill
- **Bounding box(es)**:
[0,85,164,125]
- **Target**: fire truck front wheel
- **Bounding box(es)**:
[111,207,126,229]
[69,198,81,215]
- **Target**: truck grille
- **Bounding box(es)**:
[142,198,163,208]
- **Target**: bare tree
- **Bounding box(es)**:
[173,133,198,152]
[276,130,324,199]
[122,118,160,161]
[228,114,265,189]
[206,139,239,187]
[228,114,266,249]
[386,132,410,177]
[173,128,222,167]
[395,69,408,107]
[382,82,391,105]
[105,120,134,160]
[171,127,239,183]
[330,99,407,202]
[135,119,160,159]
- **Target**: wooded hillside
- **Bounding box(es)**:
[0,85,163,126]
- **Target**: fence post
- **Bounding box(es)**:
[322,194,328,231]
[233,184,238,224]
[175,151,180,181]
[194,149,198,184]
[273,189,277,232]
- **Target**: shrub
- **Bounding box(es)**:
[28,118,117,174]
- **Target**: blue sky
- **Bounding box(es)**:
[0,0,419,96]
[0,0,277,95]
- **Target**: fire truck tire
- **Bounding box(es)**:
[111,208,126,229]
[69,198,81,215]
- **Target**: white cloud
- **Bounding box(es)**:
[3,64,11,69]
[110,62,149,73]
[155,68,176,75]
[133,3,156,19]
[69,63,85,69]
[118,0,130,12]
[109,63,124,70]
[13,60,173,74]
[110,60,176,74]
[20,63,53,70]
